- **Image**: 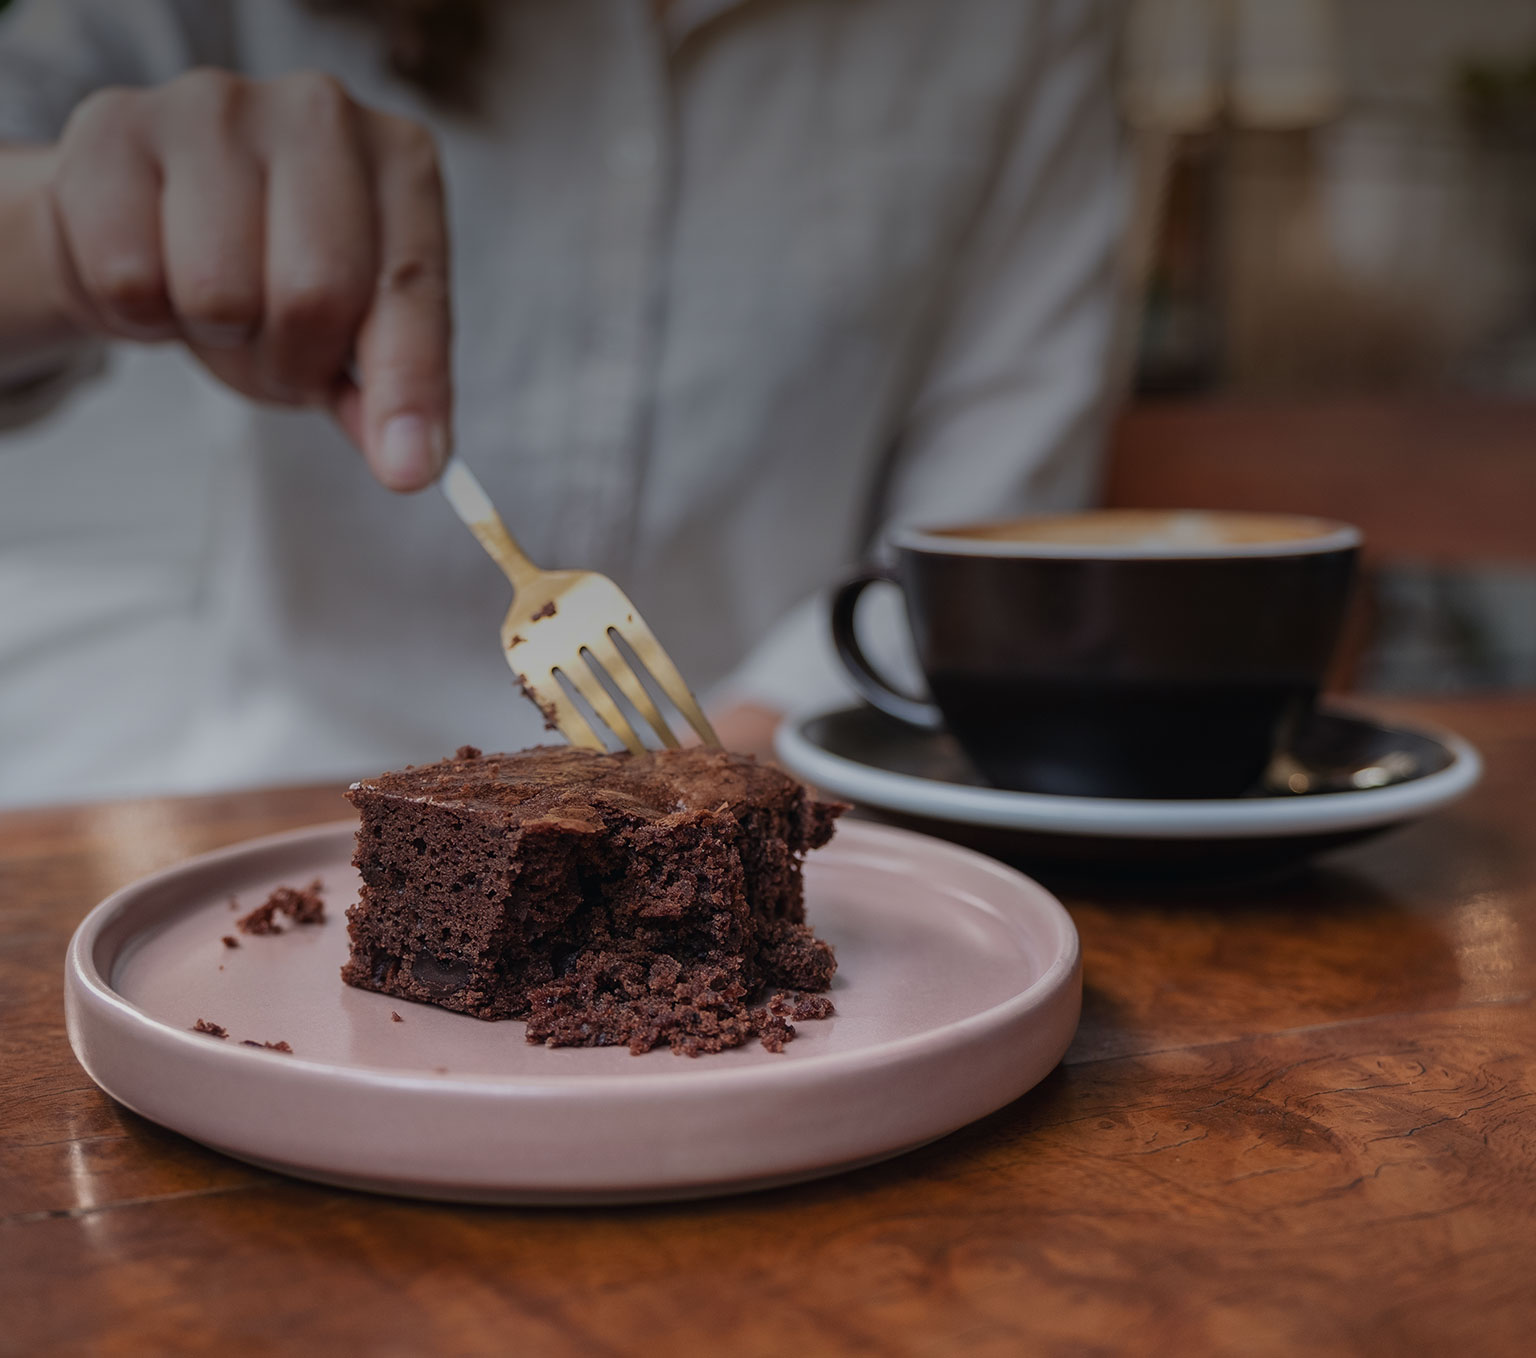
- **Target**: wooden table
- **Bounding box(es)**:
[4,695,1533,1356]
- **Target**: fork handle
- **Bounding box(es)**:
[439,460,542,592]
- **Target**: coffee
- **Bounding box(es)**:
[831,510,1360,799]
[933,509,1346,549]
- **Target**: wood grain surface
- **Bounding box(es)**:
[3,697,1534,1357]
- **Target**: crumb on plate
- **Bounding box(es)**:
[236,879,326,935]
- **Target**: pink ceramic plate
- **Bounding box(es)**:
[64,819,1080,1204]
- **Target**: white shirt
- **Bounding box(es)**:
[0,0,1126,806]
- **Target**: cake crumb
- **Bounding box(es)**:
[767,991,835,1022]
[237,879,326,934]
[752,1010,795,1053]
[515,674,561,730]
[530,599,557,620]
[240,1039,293,1054]
[221,935,239,949]
[237,902,283,935]
[192,1019,228,1039]
[390,1011,404,1023]
[453,745,482,761]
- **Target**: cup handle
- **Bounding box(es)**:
[829,568,946,731]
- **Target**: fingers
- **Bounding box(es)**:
[160,70,376,407]
[155,71,265,355]
[45,69,453,494]
[50,88,176,340]
[258,73,376,403]
[344,113,452,492]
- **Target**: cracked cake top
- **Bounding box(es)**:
[348,744,822,828]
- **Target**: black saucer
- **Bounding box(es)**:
[775,705,1481,880]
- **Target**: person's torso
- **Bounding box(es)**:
[0,0,1059,803]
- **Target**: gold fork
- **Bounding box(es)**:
[440,460,719,753]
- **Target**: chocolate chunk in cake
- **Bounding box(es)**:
[342,746,842,1055]
[236,879,327,935]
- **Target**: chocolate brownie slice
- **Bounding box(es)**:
[342,746,841,1054]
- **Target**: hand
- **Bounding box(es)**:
[32,68,451,491]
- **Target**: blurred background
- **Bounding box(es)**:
[8,0,1526,704]
[1112,0,1536,697]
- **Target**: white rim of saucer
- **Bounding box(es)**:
[774,709,1482,840]
[892,511,1362,560]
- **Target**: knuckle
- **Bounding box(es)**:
[61,86,140,149]
[177,276,260,329]
[163,67,247,138]
[94,255,165,317]
[173,66,244,112]
[280,70,353,124]
[48,159,100,217]
[265,275,362,357]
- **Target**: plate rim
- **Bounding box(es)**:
[775,704,1483,840]
[63,814,1083,1200]
[66,817,1081,1096]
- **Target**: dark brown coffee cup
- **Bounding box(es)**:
[830,510,1360,799]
